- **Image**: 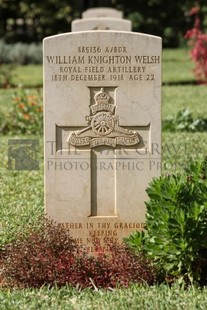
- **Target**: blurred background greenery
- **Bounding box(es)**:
[0,0,206,47]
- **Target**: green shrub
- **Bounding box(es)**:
[127,157,207,285]
[0,40,11,63]
[0,88,43,135]
[163,109,207,132]
[26,43,43,64]
[0,40,42,65]
[0,64,15,88]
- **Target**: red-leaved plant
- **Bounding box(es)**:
[185,3,207,82]
[0,218,156,289]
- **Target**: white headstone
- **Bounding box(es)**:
[82,8,123,19]
[43,31,161,253]
[72,18,132,32]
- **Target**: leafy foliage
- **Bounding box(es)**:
[163,109,207,132]
[1,0,207,47]
[0,1,74,43]
[0,40,42,64]
[0,88,43,135]
[0,64,15,88]
[1,219,156,289]
[127,157,207,285]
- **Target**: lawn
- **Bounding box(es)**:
[13,64,43,87]
[0,48,207,307]
[1,284,207,309]
[162,48,195,83]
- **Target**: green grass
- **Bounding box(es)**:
[13,65,43,87]
[162,49,207,118]
[162,48,195,83]
[162,132,207,173]
[1,284,207,309]
[163,85,207,118]
[0,136,44,248]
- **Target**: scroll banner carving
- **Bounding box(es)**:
[68,88,140,148]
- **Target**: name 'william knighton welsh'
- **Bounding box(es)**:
[46,55,160,65]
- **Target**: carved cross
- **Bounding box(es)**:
[56,87,149,217]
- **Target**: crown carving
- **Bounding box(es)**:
[94,88,110,104]
[91,88,115,115]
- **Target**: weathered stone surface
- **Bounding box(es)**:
[43,31,162,253]
[82,8,123,19]
[72,18,132,32]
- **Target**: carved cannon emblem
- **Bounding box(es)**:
[68,88,140,148]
